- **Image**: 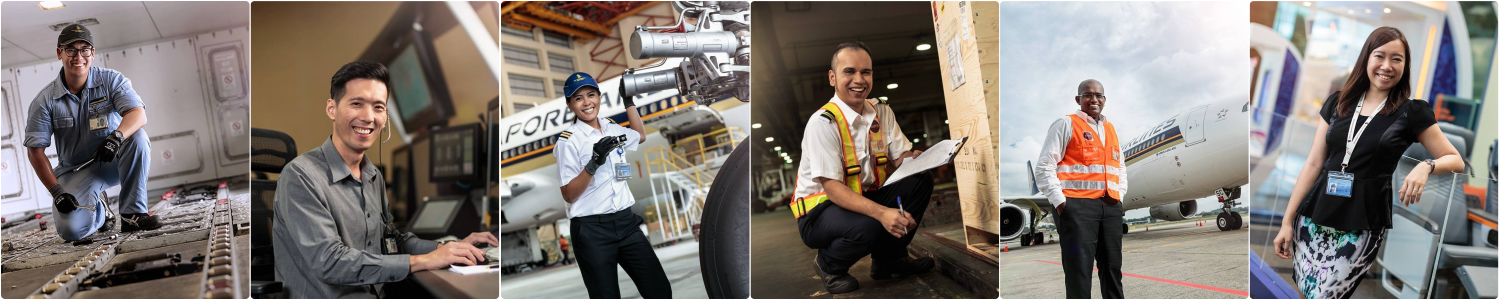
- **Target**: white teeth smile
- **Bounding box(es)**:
[850,87,865,92]
[1377,74,1392,81]
[354,128,373,135]
[583,108,595,114]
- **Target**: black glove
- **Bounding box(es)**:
[584,136,624,175]
[619,78,636,108]
[94,130,124,163]
[49,184,78,214]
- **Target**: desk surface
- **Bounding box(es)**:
[412,267,499,299]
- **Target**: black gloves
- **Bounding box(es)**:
[584,135,626,175]
[50,184,78,214]
[619,78,636,108]
[95,130,124,163]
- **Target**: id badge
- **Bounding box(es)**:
[615,162,632,180]
[383,237,399,254]
[89,117,107,130]
[1325,171,1354,197]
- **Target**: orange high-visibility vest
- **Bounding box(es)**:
[790,101,891,218]
[1057,114,1123,200]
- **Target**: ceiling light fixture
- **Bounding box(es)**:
[38,1,64,10]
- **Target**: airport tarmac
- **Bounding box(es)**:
[500,240,707,298]
[1000,219,1249,299]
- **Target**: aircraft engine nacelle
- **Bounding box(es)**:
[1148,200,1198,221]
[999,202,1031,240]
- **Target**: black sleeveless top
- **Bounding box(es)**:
[1296,91,1437,231]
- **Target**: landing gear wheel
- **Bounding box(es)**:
[1230,212,1243,230]
[700,138,750,299]
[1020,233,1033,246]
[1123,225,1130,234]
[1216,212,1233,231]
[1032,232,1045,245]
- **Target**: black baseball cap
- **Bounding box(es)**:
[57,24,93,47]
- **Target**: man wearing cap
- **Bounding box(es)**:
[272,61,497,298]
[24,23,161,241]
[553,72,670,298]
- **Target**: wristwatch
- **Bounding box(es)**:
[1423,159,1436,174]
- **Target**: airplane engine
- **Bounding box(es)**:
[1148,200,1198,221]
[999,202,1031,240]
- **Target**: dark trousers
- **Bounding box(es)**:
[1057,196,1125,299]
[571,210,672,299]
[798,172,934,275]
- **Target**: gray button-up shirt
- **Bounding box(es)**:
[24,67,143,177]
[272,137,438,298]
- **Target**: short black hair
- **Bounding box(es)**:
[330,61,391,102]
[830,41,871,70]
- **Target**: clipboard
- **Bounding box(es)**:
[882,137,967,187]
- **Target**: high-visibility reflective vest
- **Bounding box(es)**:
[1058,113,1123,200]
[790,101,890,218]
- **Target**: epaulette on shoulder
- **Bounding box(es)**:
[876,97,888,105]
[819,110,836,122]
[558,131,573,140]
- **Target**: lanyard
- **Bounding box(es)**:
[1340,94,1388,172]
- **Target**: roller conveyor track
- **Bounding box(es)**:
[2,180,251,299]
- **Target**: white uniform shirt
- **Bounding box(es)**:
[1034,110,1128,208]
[555,118,642,218]
[794,96,912,200]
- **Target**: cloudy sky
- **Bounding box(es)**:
[1000,1,1249,218]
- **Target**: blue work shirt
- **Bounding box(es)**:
[24,67,144,177]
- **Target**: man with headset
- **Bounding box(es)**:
[271,61,498,298]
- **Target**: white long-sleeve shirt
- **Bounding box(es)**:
[793,96,912,200]
[1034,110,1128,208]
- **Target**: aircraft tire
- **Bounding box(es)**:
[1230,211,1243,230]
[1216,212,1233,231]
[700,138,750,299]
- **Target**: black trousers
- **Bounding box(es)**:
[571,209,672,299]
[797,172,934,275]
[1057,196,1125,299]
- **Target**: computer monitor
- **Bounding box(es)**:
[360,10,455,143]
[429,124,483,183]
[408,196,481,240]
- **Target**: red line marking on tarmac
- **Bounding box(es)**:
[1030,260,1249,296]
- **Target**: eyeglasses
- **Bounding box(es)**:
[60,47,94,58]
[1079,94,1106,100]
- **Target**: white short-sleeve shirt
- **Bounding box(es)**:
[555,118,642,218]
[793,96,911,200]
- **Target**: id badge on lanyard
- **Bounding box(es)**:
[614,146,632,180]
[1325,94,1386,198]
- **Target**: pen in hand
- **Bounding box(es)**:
[897,196,906,219]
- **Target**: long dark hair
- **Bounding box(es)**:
[1336,26,1412,117]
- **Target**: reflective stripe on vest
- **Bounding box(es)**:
[1058,114,1123,199]
[789,102,889,218]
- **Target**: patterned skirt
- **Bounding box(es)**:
[1292,216,1387,299]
